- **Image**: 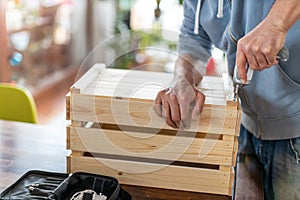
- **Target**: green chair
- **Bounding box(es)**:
[0,83,38,123]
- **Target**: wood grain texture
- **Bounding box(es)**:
[68,94,239,135]
[68,155,233,196]
[0,120,67,191]
[67,126,235,166]
[76,66,237,107]
[122,185,231,200]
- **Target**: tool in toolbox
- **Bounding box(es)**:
[233,46,289,100]
[0,170,132,200]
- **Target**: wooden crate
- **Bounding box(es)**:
[66,64,241,196]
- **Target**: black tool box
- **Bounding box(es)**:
[0,170,131,200]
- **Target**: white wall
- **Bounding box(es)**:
[70,0,87,64]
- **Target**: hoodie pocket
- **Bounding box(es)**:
[277,65,300,87]
[244,65,300,120]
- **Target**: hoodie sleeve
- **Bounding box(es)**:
[178,0,212,75]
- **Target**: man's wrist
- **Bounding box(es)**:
[174,55,203,86]
[267,0,300,33]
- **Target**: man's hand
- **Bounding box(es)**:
[153,55,206,129]
[236,18,286,83]
[236,0,300,83]
[154,78,205,129]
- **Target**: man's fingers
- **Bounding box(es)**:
[154,90,180,128]
[169,93,181,128]
[153,93,163,117]
[255,52,269,70]
[178,97,192,129]
[192,91,205,120]
[265,52,278,67]
[154,87,202,129]
[162,99,177,129]
[246,53,259,71]
[236,47,248,83]
[153,103,162,117]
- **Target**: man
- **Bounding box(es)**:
[154,0,300,199]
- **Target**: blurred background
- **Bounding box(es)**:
[0,0,226,124]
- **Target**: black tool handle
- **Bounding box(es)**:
[276,46,289,61]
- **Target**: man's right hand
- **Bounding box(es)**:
[153,55,206,129]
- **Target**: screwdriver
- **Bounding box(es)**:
[233,46,289,100]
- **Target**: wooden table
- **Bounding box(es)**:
[0,120,263,199]
[0,120,67,189]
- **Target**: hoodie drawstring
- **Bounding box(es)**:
[217,0,224,18]
[194,0,202,34]
[194,0,224,35]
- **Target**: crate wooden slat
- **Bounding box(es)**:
[66,64,241,196]
[67,156,234,196]
[67,126,235,166]
[67,94,238,135]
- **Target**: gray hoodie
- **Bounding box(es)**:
[178,0,300,140]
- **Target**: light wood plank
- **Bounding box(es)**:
[67,126,235,166]
[222,135,235,141]
[68,155,233,196]
[80,67,234,104]
[66,92,70,120]
[69,94,239,135]
[71,63,106,93]
[83,81,228,103]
